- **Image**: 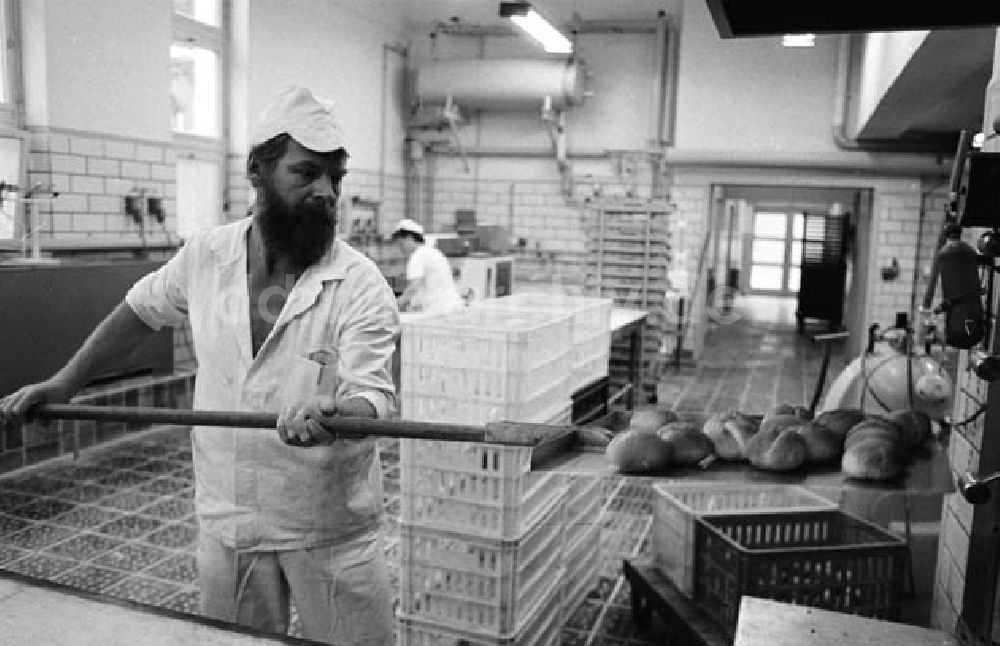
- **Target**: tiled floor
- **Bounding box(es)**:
[657,296,850,414]
[0,295,853,645]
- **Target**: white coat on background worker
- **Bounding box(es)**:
[392,219,464,314]
[0,86,398,646]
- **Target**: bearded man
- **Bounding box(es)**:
[0,87,399,645]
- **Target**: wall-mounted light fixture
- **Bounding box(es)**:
[782,33,815,47]
[499,2,572,54]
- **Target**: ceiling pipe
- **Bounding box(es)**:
[425,145,952,177]
[425,146,608,160]
[832,33,953,155]
[431,18,659,39]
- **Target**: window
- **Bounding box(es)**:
[171,1,223,138]
[170,0,226,240]
[176,158,221,239]
[748,211,804,294]
[173,0,221,27]
[170,44,219,137]
[0,0,23,242]
[0,137,19,240]
[0,0,19,122]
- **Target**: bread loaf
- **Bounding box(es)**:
[759,414,803,436]
[629,407,679,433]
[658,422,714,465]
[886,409,933,448]
[813,408,867,441]
[702,410,758,460]
[765,404,812,422]
[844,417,902,450]
[606,430,673,473]
[745,425,807,471]
[792,420,843,463]
[578,425,613,448]
[842,438,903,480]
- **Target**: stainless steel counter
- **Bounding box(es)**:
[0,569,321,645]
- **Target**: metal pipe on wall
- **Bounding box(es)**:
[380,42,407,207]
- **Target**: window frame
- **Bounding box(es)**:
[171,11,225,142]
[170,1,228,239]
[0,0,23,128]
[748,209,805,295]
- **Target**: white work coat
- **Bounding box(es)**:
[406,243,463,314]
[126,218,400,551]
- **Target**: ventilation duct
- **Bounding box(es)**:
[414,58,587,110]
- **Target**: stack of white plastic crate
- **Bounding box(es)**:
[471,293,614,395]
[559,474,603,626]
[400,307,575,426]
[397,307,576,645]
[396,440,567,645]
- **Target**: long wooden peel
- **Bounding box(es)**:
[29,403,576,449]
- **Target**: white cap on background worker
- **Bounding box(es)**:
[392,218,425,237]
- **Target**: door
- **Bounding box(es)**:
[746,210,804,296]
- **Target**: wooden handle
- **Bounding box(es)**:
[31,404,537,446]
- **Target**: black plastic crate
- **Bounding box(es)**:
[693,509,907,638]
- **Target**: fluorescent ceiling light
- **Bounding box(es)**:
[782,33,815,47]
[500,2,572,54]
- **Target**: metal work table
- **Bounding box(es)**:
[0,568,321,645]
[537,439,955,496]
[733,597,957,645]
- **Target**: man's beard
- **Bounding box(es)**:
[257,182,337,270]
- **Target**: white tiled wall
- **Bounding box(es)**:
[27,130,232,242]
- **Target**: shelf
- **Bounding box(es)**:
[586,246,670,255]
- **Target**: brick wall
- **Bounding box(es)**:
[866,181,942,329]
[225,153,252,223]
[930,223,993,637]
[27,128,177,240]
[418,166,669,292]
[22,127,237,379]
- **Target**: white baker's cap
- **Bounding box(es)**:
[393,218,425,236]
[250,86,347,153]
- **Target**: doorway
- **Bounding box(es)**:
[709,186,869,337]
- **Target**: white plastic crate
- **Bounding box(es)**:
[401,439,531,475]
[397,582,564,646]
[474,293,613,344]
[564,478,603,550]
[402,307,573,373]
[400,464,566,539]
[399,492,565,635]
[571,331,610,392]
[401,375,569,425]
[402,350,570,405]
[652,483,838,597]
